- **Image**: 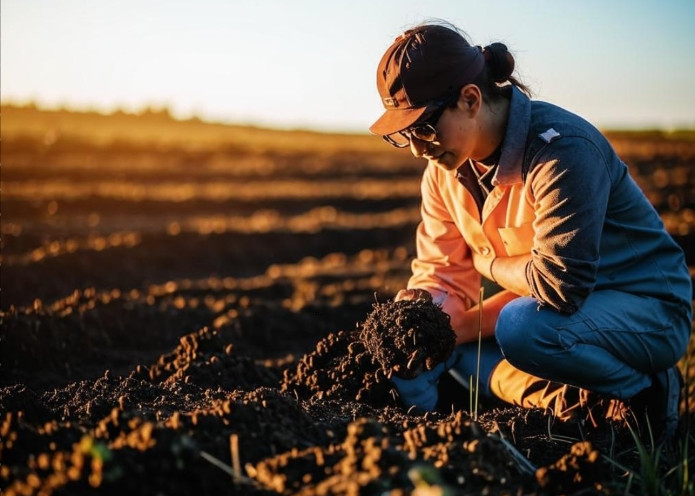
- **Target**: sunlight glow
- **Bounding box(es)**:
[2,0,694,132]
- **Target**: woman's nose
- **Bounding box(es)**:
[409,137,429,158]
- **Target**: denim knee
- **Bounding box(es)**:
[495,297,545,368]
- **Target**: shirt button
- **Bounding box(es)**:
[480,246,491,256]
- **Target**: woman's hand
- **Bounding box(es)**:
[394,288,433,302]
[390,361,445,412]
[390,349,462,412]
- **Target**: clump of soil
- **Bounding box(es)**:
[358,298,455,379]
[280,330,396,407]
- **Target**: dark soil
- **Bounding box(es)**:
[0,266,678,495]
[359,298,456,379]
[2,130,694,495]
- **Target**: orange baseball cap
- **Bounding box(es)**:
[369,25,485,136]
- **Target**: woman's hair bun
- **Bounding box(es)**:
[483,42,515,83]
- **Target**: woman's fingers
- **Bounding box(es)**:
[394,289,432,302]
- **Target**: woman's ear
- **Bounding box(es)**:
[458,84,482,116]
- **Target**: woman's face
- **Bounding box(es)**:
[409,85,482,172]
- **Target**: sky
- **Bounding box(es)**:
[2,0,694,133]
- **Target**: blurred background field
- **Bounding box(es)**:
[1,104,420,314]
[2,103,694,310]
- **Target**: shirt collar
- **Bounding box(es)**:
[470,161,496,196]
[491,85,531,186]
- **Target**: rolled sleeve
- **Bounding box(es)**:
[408,164,479,331]
[525,137,611,313]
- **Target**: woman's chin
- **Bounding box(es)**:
[430,154,461,171]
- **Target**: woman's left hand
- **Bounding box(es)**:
[474,254,534,297]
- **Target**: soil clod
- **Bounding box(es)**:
[358,299,456,379]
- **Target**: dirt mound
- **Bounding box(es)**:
[280,330,396,407]
[359,299,456,379]
[132,326,279,390]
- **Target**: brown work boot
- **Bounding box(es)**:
[627,366,683,443]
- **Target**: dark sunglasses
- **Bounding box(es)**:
[383,93,458,148]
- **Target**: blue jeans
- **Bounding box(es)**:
[445,290,691,405]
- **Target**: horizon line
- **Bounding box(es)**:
[3,98,695,135]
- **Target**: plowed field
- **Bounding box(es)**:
[2,107,694,495]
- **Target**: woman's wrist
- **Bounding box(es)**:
[489,258,497,283]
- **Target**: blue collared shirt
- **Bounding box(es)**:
[457,87,692,315]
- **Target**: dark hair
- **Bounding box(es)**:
[404,21,531,102]
[475,42,532,101]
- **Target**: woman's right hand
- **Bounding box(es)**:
[394,288,432,302]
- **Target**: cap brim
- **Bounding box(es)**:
[368,106,429,136]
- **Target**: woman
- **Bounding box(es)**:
[369,22,692,439]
